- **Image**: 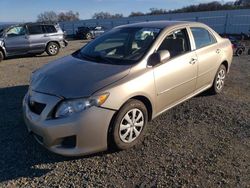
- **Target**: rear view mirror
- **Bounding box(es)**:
[148,50,170,67]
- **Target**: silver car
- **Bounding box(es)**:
[0,23,68,62]
[23,21,233,156]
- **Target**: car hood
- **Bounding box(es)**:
[31,55,131,98]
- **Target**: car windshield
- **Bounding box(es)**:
[76,27,161,65]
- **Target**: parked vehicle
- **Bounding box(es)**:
[75,26,105,39]
[232,40,245,56]
[23,21,233,156]
[226,36,246,56]
[0,23,68,62]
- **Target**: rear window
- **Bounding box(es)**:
[44,25,57,33]
[191,27,216,49]
[28,25,44,35]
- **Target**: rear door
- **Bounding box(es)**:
[27,24,47,53]
[4,26,29,55]
[153,28,198,113]
[189,27,222,90]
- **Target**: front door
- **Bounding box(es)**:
[4,26,29,56]
[153,28,198,113]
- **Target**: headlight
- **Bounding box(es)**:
[55,93,109,118]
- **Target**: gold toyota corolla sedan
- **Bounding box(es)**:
[23,21,233,156]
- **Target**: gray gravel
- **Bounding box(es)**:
[0,40,249,187]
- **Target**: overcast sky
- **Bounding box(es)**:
[0,0,233,22]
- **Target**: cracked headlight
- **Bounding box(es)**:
[55,93,109,118]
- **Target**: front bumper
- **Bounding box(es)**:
[23,91,115,156]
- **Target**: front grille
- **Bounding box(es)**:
[28,98,46,115]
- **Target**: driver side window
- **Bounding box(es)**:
[158,28,191,58]
[6,26,26,37]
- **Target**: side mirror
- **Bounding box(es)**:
[148,50,171,67]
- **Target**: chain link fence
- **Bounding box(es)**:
[60,9,250,36]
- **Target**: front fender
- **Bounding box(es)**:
[98,68,156,113]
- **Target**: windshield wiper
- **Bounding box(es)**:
[79,52,113,64]
[92,55,114,64]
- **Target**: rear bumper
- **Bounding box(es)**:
[60,40,68,48]
[23,92,116,156]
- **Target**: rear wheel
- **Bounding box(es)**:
[0,51,4,62]
[209,64,227,94]
[236,48,244,56]
[110,99,148,150]
[46,42,59,56]
[248,49,250,55]
[85,33,92,40]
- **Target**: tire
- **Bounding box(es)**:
[236,48,243,56]
[0,51,4,62]
[46,42,60,56]
[110,99,148,150]
[85,33,92,40]
[209,64,227,95]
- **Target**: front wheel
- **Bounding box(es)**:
[110,99,148,150]
[209,64,227,94]
[0,51,4,62]
[46,42,60,56]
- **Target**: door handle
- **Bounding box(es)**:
[44,34,49,37]
[216,49,221,54]
[189,58,197,65]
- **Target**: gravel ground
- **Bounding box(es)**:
[0,40,249,187]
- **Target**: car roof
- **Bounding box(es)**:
[117,21,198,29]
[25,22,56,26]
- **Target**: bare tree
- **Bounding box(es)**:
[129,12,145,17]
[133,1,250,16]
[37,11,58,23]
[37,11,79,23]
[148,8,167,15]
[170,1,250,13]
[58,11,80,22]
[112,13,124,19]
[239,0,250,5]
[92,12,123,19]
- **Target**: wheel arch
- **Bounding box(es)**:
[221,60,229,73]
[46,41,61,49]
[111,95,153,122]
[0,47,6,58]
[130,95,153,122]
